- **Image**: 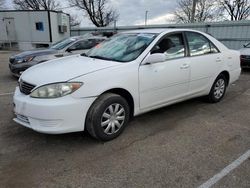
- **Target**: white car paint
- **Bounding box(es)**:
[13,29,241,134]
[239,42,250,56]
[239,47,250,55]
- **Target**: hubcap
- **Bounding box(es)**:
[101,103,125,135]
[214,79,225,99]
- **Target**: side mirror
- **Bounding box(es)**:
[144,53,166,65]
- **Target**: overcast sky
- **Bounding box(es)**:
[4,0,178,27]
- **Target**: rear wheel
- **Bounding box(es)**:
[86,93,130,141]
[206,74,227,103]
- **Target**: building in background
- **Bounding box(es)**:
[0,10,70,51]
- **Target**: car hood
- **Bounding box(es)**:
[239,48,250,55]
[20,55,122,86]
[13,48,58,59]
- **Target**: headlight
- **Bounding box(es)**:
[30,82,83,98]
[17,56,35,63]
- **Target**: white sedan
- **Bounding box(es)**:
[13,29,241,141]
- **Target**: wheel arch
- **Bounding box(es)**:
[100,88,135,118]
[219,70,230,86]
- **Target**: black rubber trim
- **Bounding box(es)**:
[47,11,52,43]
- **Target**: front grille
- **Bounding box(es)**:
[19,80,36,95]
[16,114,30,124]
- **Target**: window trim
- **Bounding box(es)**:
[184,31,221,58]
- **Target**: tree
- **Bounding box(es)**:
[0,0,5,8]
[69,0,119,27]
[173,0,219,23]
[70,14,81,27]
[219,0,250,20]
[13,0,60,10]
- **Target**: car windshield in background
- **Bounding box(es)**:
[245,43,250,48]
[85,33,157,62]
[51,38,77,50]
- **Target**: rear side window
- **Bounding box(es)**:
[186,32,219,56]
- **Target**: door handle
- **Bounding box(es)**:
[216,57,222,63]
[180,64,190,69]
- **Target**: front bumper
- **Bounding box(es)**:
[13,87,96,134]
[240,58,250,68]
[9,61,37,77]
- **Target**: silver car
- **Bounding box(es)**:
[239,42,250,69]
[9,36,107,77]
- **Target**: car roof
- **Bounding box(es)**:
[70,36,107,41]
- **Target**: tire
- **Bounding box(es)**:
[206,74,228,103]
[85,93,130,141]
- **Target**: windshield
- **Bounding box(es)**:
[85,33,157,62]
[51,38,77,50]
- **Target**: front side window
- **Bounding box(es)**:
[186,32,219,56]
[152,33,185,60]
[69,40,94,51]
[51,38,77,50]
[86,33,157,62]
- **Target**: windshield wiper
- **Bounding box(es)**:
[89,55,113,61]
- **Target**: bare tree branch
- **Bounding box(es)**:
[0,0,5,8]
[68,0,119,27]
[219,0,250,20]
[173,0,219,23]
[13,0,61,10]
[70,14,81,27]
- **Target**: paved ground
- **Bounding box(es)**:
[0,51,249,188]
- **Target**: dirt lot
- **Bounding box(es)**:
[0,51,250,188]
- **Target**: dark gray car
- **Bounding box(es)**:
[9,36,106,77]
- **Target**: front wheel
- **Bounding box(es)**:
[206,74,227,103]
[86,93,130,141]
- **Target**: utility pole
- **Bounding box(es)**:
[191,0,197,23]
[145,10,149,26]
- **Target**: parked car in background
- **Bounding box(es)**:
[13,29,241,141]
[9,36,106,77]
[239,42,250,69]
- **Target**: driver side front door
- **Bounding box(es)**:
[139,32,190,110]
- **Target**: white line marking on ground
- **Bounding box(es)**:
[0,92,14,96]
[198,149,250,188]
